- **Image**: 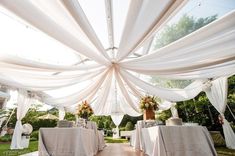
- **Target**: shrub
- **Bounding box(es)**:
[30,137,38,141]
[125,122,134,131]
[119,127,125,131]
[0,134,12,142]
[30,131,39,140]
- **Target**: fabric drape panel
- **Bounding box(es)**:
[205,77,235,149]
[0,0,110,66]
[115,70,141,114]
[10,89,33,149]
[111,114,124,127]
[120,11,235,79]
[61,0,110,60]
[43,69,109,106]
[120,69,203,102]
[58,107,65,120]
[158,101,174,111]
[92,68,113,115]
[119,95,141,117]
[0,0,234,117]
[116,0,185,61]
[0,55,103,71]
[119,72,144,98]
[0,68,105,91]
[0,90,10,98]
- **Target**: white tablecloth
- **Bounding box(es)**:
[130,121,145,150]
[86,121,106,151]
[39,128,97,156]
[141,126,217,156]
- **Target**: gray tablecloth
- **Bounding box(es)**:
[39,128,96,156]
[141,126,217,156]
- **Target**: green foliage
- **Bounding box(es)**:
[98,120,104,129]
[110,121,116,129]
[0,134,11,142]
[156,75,235,131]
[7,108,58,131]
[90,115,114,130]
[150,14,235,131]
[119,127,125,131]
[153,14,217,50]
[105,130,113,136]
[119,114,142,128]
[104,120,111,129]
[64,112,76,121]
[104,137,128,143]
[0,141,38,156]
[30,130,39,141]
[125,122,134,131]
[151,14,217,89]
[157,109,171,122]
[151,78,193,89]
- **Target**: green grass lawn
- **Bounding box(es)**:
[0,141,38,156]
[104,137,129,143]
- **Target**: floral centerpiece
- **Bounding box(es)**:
[77,101,93,120]
[140,95,158,111]
[139,95,158,120]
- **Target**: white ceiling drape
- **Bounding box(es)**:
[120,11,235,79]
[10,89,33,149]
[0,1,234,118]
[205,77,235,149]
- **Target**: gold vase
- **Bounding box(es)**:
[143,109,155,120]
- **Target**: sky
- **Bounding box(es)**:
[0,0,235,110]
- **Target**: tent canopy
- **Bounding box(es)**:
[0,0,234,116]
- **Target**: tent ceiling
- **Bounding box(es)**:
[0,0,235,116]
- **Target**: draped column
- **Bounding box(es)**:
[59,107,65,120]
[111,114,124,139]
[10,89,33,149]
[205,77,235,149]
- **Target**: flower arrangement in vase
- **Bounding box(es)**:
[139,95,158,120]
[77,100,93,120]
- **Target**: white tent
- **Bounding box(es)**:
[0,0,234,149]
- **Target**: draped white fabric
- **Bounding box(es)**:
[116,0,186,61]
[58,107,65,121]
[0,0,110,66]
[120,11,235,79]
[0,90,10,98]
[0,88,10,109]
[205,77,235,149]
[111,114,124,127]
[0,1,234,119]
[10,89,33,149]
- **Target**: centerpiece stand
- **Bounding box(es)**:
[144,109,155,120]
[140,95,158,120]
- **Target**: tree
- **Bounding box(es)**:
[119,114,142,128]
[153,14,217,50]
[125,122,134,131]
[151,14,217,89]
[151,14,235,131]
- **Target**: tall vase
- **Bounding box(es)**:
[144,109,155,120]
